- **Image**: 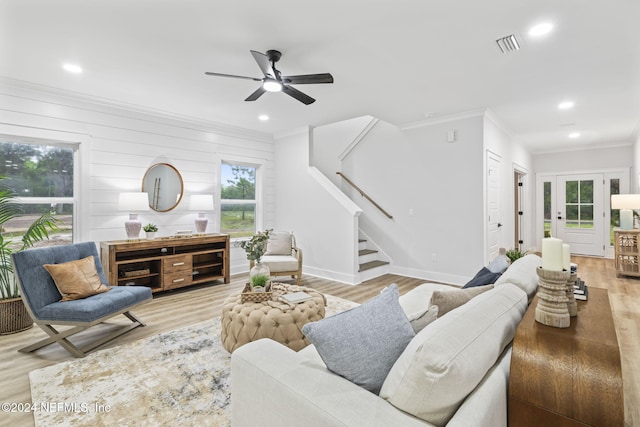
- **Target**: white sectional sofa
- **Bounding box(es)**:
[231,255,542,427]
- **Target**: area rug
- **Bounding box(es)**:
[28,295,357,427]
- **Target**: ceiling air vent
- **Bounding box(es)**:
[496,34,520,53]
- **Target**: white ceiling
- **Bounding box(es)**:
[1,0,638,153]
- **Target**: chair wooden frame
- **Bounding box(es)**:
[18,302,149,358]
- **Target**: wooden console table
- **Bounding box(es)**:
[509,287,623,426]
[101,234,229,293]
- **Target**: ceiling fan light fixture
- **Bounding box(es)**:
[263,80,282,92]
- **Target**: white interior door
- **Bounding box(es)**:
[556,174,604,256]
[487,152,502,261]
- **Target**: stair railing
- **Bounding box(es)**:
[336,172,393,219]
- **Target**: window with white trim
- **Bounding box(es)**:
[220,162,258,238]
[0,139,75,248]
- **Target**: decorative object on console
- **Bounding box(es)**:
[142,163,184,212]
[534,266,570,328]
[143,223,158,239]
[119,192,150,240]
[611,193,640,230]
[188,194,214,234]
[566,271,578,316]
[541,236,563,271]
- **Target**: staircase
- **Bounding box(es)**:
[358,238,389,282]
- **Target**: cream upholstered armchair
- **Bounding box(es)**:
[252,231,303,285]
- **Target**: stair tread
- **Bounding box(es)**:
[359,260,390,272]
[359,249,378,256]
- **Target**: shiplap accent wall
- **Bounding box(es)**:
[0,80,274,275]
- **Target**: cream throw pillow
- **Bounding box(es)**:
[44,255,111,301]
[264,231,293,255]
[430,284,493,317]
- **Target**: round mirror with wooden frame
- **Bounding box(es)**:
[142,163,184,212]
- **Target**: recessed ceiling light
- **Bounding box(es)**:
[529,22,553,37]
[258,114,269,121]
[568,132,581,139]
[558,101,575,110]
[62,63,83,74]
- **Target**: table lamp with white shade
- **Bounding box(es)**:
[189,194,214,234]
[119,192,150,239]
[611,194,640,230]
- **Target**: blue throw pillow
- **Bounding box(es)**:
[302,284,415,394]
[462,267,502,288]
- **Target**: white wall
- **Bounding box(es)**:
[483,112,534,256]
[311,115,375,186]
[341,115,485,284]
[273,128,362,284]
[0,80,275,275]
[533,145,633,174]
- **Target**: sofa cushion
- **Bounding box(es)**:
[398,282,455,320]
[265,231,293,255]
[493,254,541,299]
[302,284,415,395]
[462,266,502,288]
[487,254,510,273]
[44,255,111,301]
[430,284,493,317]
[380,283,527,427]
[409,305,438,333]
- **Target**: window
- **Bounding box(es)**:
[610,178,620,245]
[0,140,75,249]
[543,181,552,238]
[565,180,594,229]
[220,162,257,238]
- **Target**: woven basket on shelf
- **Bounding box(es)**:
[0,297,34,335]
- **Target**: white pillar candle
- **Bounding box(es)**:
[562,244,571,271]
[542,237,563,271]
[620,209,633,230]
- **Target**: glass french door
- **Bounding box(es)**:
[556,174,604,256]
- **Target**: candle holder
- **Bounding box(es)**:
[565,271,578,317]
[535,267,571,328]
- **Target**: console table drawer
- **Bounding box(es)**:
[163,255,192,273]
[164,271,193,290]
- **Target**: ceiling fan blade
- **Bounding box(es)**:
[245,86,267,102]
[250,50,275,78]
[282,85,315,105]
[282,73,334,85]
[205,72,262,82]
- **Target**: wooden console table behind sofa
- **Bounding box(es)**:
[101,234,229,293]
[509,287,623,426]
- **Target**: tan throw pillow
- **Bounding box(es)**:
[44,256,111,301]
[430,285,494,318]
[410,305,439,333]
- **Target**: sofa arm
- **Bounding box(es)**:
[231,339,429,427]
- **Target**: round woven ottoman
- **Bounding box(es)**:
[221,283,326,353]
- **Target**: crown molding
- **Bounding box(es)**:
[0,77,273,143]
[399,109,485,131]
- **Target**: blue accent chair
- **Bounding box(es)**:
[11,242,152,357]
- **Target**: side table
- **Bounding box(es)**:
[509,287,623,426]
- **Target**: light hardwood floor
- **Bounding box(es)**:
[0,256,638,427]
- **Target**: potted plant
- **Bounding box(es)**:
[505,248,526,263]
[0,176,59,334]
[143,223,158,239]
[238,228,272,282]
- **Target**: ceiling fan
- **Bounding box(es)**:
[205,49,333,105]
